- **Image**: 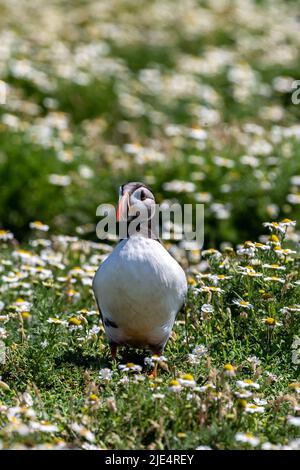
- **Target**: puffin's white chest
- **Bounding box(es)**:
[92,236,187,349]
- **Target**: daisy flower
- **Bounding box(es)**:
[201,304,214,314]
[31,421,58,433]
[12,299,32,312]
[287,416,300,427]
[263,317,282,328]
[194,345,209,355]
[71,423,95,442]
[263,276,285,283]
[235,432,260,447]
[0,327,8,339]
[288,383,300,393]
[235,390,253,399]
[273,247,296,256]
[223,364,236,377]
[178,374,196,388]
[68,317,83,328]
[247,356,261,366]
[238,266,262,277]
[152,393,166,400]
[253,398,267,406]
[233,300,253,309]
[29,221,49,232]
[199,286,224,294]
[262,264,286,270]
[66,289,80,300]
[144,355,168,367]
[236,379,260,390]
[118,363,142,373]
[263,221,285,234]
[168,379,182,392]
[254,242,271,251]
[244,403,265,414]
[198,383,216,392]
[201,248,222,258]
[280,305,300,314]
[0,229,14,241]
[279,219,296,228]
[47,317,67,325]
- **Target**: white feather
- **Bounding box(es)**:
[93,235,187,350]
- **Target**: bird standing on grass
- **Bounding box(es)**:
[92,182,187,376]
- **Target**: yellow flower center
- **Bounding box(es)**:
[49,317,61,323]
[265,317,276,325]
[89,394,98,401]
[270,234,280,243]
[169,379,180,386]
[238,399,247,408]
[68,317,81,326]
[182,374,194,381]
[244,241,254,247]
[21,312,31,319]
[288,382,300,389]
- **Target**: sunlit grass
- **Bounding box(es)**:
[0,0,300,450]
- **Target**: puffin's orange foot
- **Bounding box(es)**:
[148,363,158,379]
[110,344,117,361]
[148,370,156,379]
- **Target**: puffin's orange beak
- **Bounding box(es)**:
[116,191,130,222]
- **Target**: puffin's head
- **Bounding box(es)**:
[116,182,155,222]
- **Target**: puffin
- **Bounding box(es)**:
[92,182,187,372]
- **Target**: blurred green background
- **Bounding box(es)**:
[0,0,300,246]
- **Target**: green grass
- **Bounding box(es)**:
[0,223,299,449]
[1,0,300,244]
[0,0,300,450]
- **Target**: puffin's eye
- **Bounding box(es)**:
[140,189,147,201]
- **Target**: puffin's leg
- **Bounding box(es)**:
[110,343,117,361]
[148,362,158,379]
[148,345,163,378]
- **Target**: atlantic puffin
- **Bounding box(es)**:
[92,182,187,370]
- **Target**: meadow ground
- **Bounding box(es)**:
[0,221,300,449]
[0,0,300,450]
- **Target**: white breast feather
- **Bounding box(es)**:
[92,236,187,349]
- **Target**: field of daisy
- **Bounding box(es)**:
[0,0,300,450]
